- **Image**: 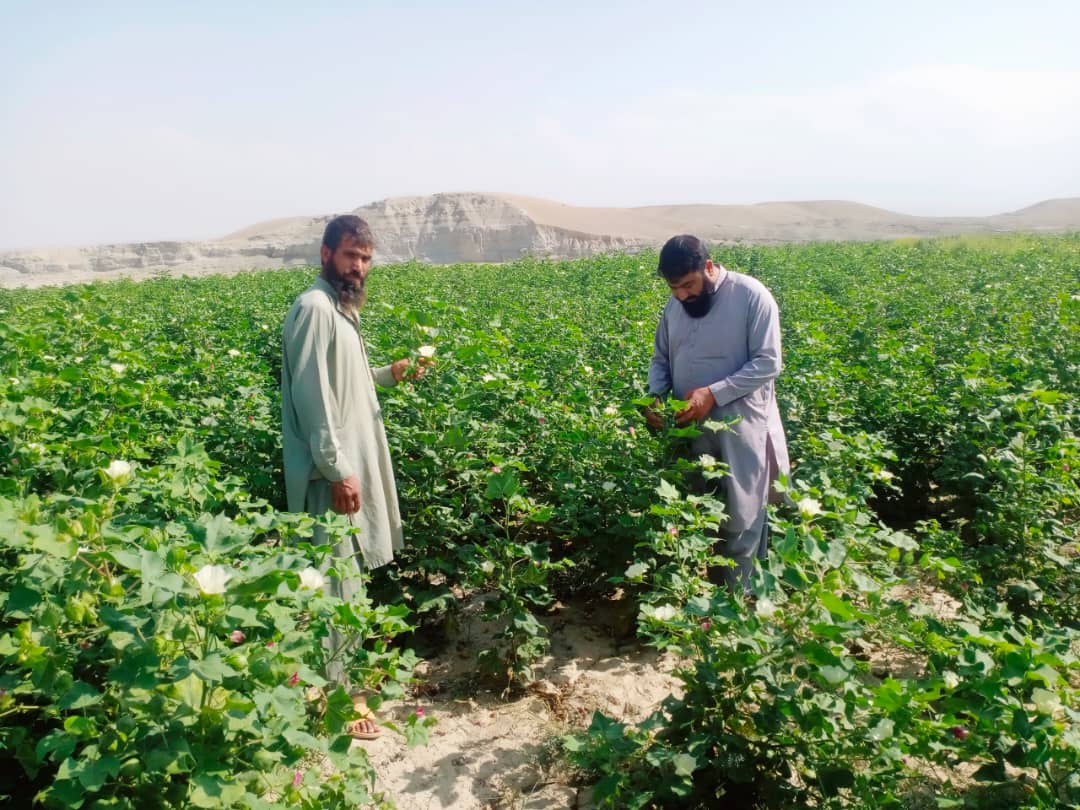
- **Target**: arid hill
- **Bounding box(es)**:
[2,193,1078,288]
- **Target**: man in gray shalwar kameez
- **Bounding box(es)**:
[647,234,789,595]
[281,215,425,718]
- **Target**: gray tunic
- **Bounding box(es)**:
[648,267,790,532]
[281,277,403,569]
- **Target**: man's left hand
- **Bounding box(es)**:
[675,387,716,425]
[391,357,433,383]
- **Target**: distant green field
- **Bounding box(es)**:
[2,235,1078,807]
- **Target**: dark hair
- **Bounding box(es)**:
[322,215,375,251]
[657,234,709,281]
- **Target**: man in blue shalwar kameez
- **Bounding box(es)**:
[646,234,790,595]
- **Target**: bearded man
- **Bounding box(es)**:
[646,234,789,596]
[281,214,424,729]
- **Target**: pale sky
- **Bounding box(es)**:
[2,0,1079,249]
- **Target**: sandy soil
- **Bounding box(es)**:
[360,594,683,809]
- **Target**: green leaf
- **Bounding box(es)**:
[225,605,264,628]
[172,673,204,710]
[189,773,246,808]
[108,549,143,571]
[63,716,97,738]
[190,654,238,683]
[59,682,103,711]
[484,470,520,500]
[77,754,121,791]
[819,665,849,686]
[139,548,166,605]
[325,687,354,734]
[656,479,681,501]
[1026,665,1060,687]
[883,531,917,550]
[819,591,856,621]
[31,528,76,558]
[36,730,78,764]
[196,513,249,557]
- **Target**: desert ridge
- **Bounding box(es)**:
[2,192,1079,288]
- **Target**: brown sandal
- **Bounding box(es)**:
[348,698,381,740]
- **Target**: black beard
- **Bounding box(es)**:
[679,290,716,318]
[322,262,367,311]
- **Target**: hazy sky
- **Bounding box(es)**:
[2,0,1079,249]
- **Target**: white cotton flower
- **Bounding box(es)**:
[8,377,19,386]
[651,604,678,621]
[298,567,325,590]
[583,366,593,375]
[110,363,126,374]
[193,564,230,595]
[876,470,895,482]
[601,481,616,491]
[26,442,46,455]
[698,453,718,469]
[104,459,131,482]
[943,671,960,690]
[798,498,823,518]
[755,597,778,619]
[43,354,56,361]
[481,373,496,383]
[417,345,436,358]
[227,348,241,357]
[603,405,618,417]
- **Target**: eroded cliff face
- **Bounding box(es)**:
[3,192,1079,288]
[0,193,649,288]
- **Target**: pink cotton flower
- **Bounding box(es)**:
[288,672,300,687]
[668,526,679,537]
[229,629,245,644]
[292,770,303,787]
[415,705,426,718]
[628,426,636,437]
[491,465,502,473]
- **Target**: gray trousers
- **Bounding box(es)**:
[684,433,772,597]
[715,507,769,596]
[307,479,367,688]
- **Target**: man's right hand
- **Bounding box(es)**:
[331,476,361,514]
[642,397,664,430]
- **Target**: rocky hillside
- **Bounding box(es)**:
[2,193,1078,288]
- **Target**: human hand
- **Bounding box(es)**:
[392,354,434,383]
[331,475,361,514]
[642,397,664,430]
[675,387,716,425]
